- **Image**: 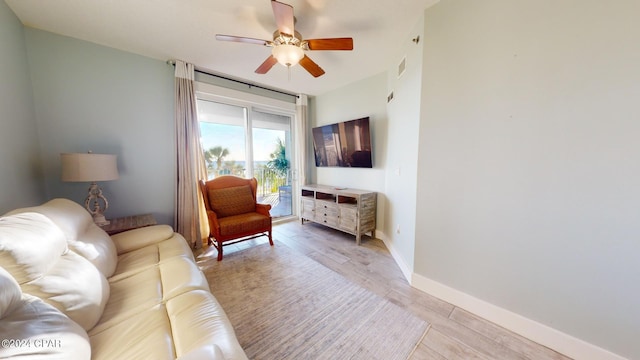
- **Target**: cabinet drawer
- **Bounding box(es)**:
[316,207,338,218]
[315,200,337,211]
[317,213,339,227]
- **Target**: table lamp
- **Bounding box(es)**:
[61,152,119,226]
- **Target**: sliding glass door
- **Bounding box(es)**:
[197,99,293,218]
[252,110,293,217]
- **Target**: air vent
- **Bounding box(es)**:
[398,57,406,78]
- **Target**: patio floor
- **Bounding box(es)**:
[258,192,292,218]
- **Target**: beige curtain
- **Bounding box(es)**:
[174,61,208,249]
[295,94,308,188]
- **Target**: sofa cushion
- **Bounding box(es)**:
[110,233,194,282]
[208,185,256,218]
[6,198,118,278]
[0,212,109,331]
[91,256,209,335]
[166,290,247,360]
[177,344,226,360]
[0,266,22,319]
[21,251,110,331]
[89,304,175,360]
[0,267,91,359]
[0,294,91,359]
[218,213,271,237]
[0,212,68,284]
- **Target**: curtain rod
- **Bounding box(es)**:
[168,60,299,99]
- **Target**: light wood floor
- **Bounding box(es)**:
[201,219,572,360]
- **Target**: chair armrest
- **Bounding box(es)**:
[206,210,220,233]
[255,203,272,217]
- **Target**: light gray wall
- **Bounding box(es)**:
[0,1,46,213]
[24,28,176,225]
[311,73,388,233]
[415,1,640,358]
[383,18,424,271]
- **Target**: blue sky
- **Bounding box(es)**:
[200,122,284,162]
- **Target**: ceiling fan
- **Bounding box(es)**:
[216,0,353,78]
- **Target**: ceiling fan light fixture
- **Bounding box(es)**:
[272,44,304,67]
[216,1,352,77]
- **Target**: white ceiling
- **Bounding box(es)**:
[6,0,438,96]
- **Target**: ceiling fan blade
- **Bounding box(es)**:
[299,55,325,78]
[306,38,354,51]
[255,55,279,74]
[271,0,295,36]
[216,34,270,46]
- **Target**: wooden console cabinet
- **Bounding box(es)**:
[300,184,376,245]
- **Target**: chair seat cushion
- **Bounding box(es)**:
[218,213,270,237]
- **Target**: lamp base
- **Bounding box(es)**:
[93,214,110,226]
[85,182,111,226]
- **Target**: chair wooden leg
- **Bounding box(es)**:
[268,230,273,246]
[217,240,223,261]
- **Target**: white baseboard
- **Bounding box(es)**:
[411,273,627,360]
[376,230,412,281]
[376,235,626,360]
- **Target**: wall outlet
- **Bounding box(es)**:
[396,225,401,234]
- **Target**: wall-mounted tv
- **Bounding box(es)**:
[312,117,372,168]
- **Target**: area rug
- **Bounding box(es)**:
[200,243,428,360]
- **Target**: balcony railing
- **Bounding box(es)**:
[254,167,288,197]
[207,167,291,217]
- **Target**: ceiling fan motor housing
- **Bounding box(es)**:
[272,30,305,47]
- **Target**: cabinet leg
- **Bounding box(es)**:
[356,234,361,246]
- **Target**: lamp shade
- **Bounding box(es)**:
[61,153,119,182]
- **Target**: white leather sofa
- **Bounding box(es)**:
[0,198,248,360]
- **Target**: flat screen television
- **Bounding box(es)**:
[312,117,372,168]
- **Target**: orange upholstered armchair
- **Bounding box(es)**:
[200,176,273,261]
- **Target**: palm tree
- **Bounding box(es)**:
[267,138,289,177]
[223,160,246,177]
[204,146,230,175]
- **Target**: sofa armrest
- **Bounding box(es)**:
[255,203,272,217]
[110,224,175,254]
